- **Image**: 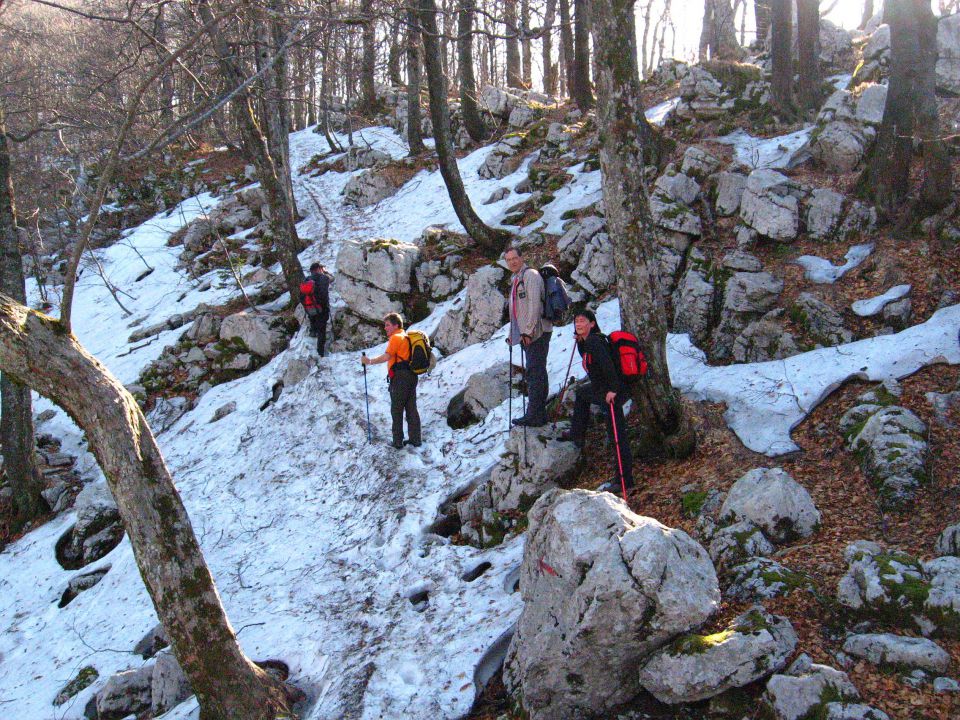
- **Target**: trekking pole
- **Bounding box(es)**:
[551,338,578,425]
[609,401,627,502]
[508,343,513,432]
[361,353,372,443]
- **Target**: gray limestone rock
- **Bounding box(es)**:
[571,232,615,296]
[96,666,154,720]
[503,488,719,720]
[219,311,285,358]
[672,256,716,348]
[810,121,872,173]
[793,292,853,347]
[740,169,800,241]
[764,659,860,720]
[433,265,506,354]
[726,558,814,601]
[447,364,512,428]
[936,523,960,557]
[708,520,776,568]
[680,146,721,180]
[337,238,420,294]
[842,633,951,673]
[715,172,748,216]
[846,406,928,508]
[650,170,702,235]
[806,188,846,241]
[824,704,890,720]
[556,215,606,266]
[342,168,399,208]
[151,649,193,715]
[720,467,820,544]
[732,309,800,363]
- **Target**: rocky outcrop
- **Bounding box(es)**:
[714,171,747,217]
[739,169,801,241]
[792,292,853,347]
[478,136,525,179]
[433,265,505,354]
[710,269,783,361]
[719,467,821,543]
[764,655,861,720]
[446,364,512,428]
[808,85,886,173]
[96,666,154,720]
[151,650,193,715]
[937,523,960,557]
[672,250,716,348]
[342,168,401,207]
[570,229,614,296]
[676,65,769,121]
[638,607,797,704]
[732,309,799,363]
[503,489,719,720]
[650,169,702,236]
[556,215,606,266]
[219,311,286,358]
[57,483,124,569]
[726,557,814,601]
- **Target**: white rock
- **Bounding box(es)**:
[765,663,860,720]
[936,523,960,557]
[806,188,846,241]
[151,650,192,715]
[715,172,747,216]
[824,703,890,720]
[721,467,820,544]
[336,238,420,293]
[96,666,154,719]
[219,311,285,358]
[571,232,615,296]
[433,266,506,354]
[842,633,951,673]
[740,169,800,241]
[556,216,605,265]
[854,84,887,126]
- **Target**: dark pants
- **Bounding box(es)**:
[389,366,421,446]
[521,331,551,424]
[570,382,633,488]
[308,309,329,355]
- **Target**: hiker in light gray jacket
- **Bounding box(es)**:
[504,246,552,427]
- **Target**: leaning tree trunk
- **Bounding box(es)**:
[406,7,427,154]
[458,0,488,142]
[915,0,953,214]
[0,108,44,530]
[197,0,304,300]
[542,0,557,94]
[589,0,694,458]
[796,0,821,113]
[419,0,511,252]
[505,0,522,87]
[862,0,920,218]
[770,0,794,115]
[558,0,575,97]
[0,295,301,719]
[572,0,594,110]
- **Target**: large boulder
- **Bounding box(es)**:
[458,425,579,547]
[638,607,797,704]
[342,168,400,207]
[96,666,154,720]
[58,483,124,568]
[478,136,525,179]
[672,251,716,348]
[446,364,512,428]
[710,270,784,361]
[503,489,719,720]
[732,309,799,363]
[793,292,853,347]
[719,467,820,543]
[740,169,801,241]
[151,649,193,715]
[219,311,286,358]
[479,85,522,118]
[714,172,747,217]
[433,265,505,354]
[842,633,951,673]
[726,557,814,601]
[336,238,421,323]
[764,655,861,720]
[937,523,960,557]
[650,170,702,236]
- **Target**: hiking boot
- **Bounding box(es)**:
[403,439,422,448]
[389,440,404,450]
[511,417,530,427]
[559,431,584,448]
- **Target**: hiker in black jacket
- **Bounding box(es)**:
[560,309,634,492]
[303,262,333,355]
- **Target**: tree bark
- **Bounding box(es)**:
[388,15,404,87]
[505,0,522,87]
[542,0,557,94]
[860,0,875,30]
[521,0,533,87]
[754,0,772,47]
[588,0,694,458]
[419,0,511,252]
[458,0,488,142]
[915,0,953,213]
[196,0,304,301]
[0,107,45,531]
[770,0,794,115]
[558,0,575,97]
[700,0,741,60]
[796,0,821,113]
[359,0,378,114]
[406,6,427,154]
[572,0,594,110]
[0,294,301,718]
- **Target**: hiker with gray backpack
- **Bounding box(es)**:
[503,247,570,428]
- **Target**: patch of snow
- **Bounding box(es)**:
[714,127,813,170]
[795,243,874,283]
[646,97,680,126]
[852,284,912,317]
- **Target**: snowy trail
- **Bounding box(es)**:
[2,117,960,720]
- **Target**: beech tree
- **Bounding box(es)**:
[770,0,794,115]
[796,0,821,112]
[458,0,488,142]
[571,0,594,110]
[0,105,44,533]
[862,0,953,218]
[406,6,427,154]
[505,0,522,86]
[588,0,694,457]
[700,0,741,60]
[419,0,511,252]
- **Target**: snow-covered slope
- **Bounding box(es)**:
[2,115,959,720]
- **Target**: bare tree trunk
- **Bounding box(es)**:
[407,6,427,154]
[770,0,794,115]
[0,295,301,719]
[319,27,343,153]
[753,0,771,47]
[572,0,594,110]
[796,0,821,113]
[505,0,522,87]
[388,15,404,87]
[700,0,742,59]
[307,35,318,127]
[862,0,921,218]
[640,0,654,79]
[419,0,511,252]
[542,0,557,94]
[459,0,488,142]
[559,0,575,97]
[155,5,176,129]
[860,0,875,30]
[0,107,44,531]
[197,0,304,301]
[521,0,533,87]
[915,0,953,213]
[359,0,378,113]
[588,0,694,458]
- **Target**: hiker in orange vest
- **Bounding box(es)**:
[361,312,422,449]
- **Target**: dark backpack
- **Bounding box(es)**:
[539,264,571,324]
[607,330,647,382]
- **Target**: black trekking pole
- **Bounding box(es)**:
[361,353,372,443]
[609,401,627,502]
[508,343,513,432]
[551,337,578,425]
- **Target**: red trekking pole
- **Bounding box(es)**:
[609,401,627,502]
[551,338,578,424]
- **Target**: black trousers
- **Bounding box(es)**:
[521,331,551,424]
[570,382,633,488]
[389,366,421,446]
[308,309,329,355]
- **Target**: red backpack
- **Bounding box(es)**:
[300,279,319,314]
[608,330,647,381]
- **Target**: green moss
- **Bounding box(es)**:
[54,666,99,706]
[681,490,708,518]
[669,628,736,655]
